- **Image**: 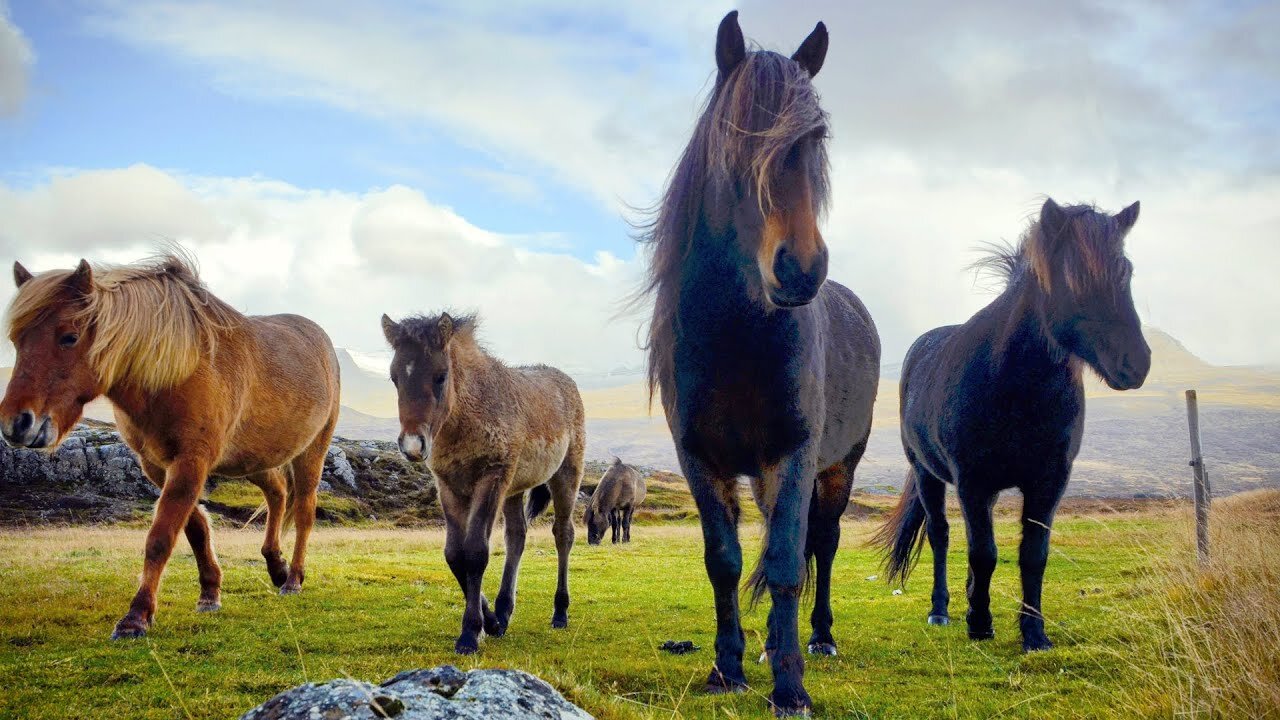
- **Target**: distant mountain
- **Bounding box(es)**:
[2,327,1275,498]
[335,349,398,419]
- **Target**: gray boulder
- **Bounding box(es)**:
[239,665,594,720]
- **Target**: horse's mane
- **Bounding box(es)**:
[394,312,481,351]
[970,203,1127,295]
[634,49,830,405]
[7,253,242,393]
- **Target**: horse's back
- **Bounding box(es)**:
[505,364,584,491]
[814,280,881,467]
[514,364,584,430]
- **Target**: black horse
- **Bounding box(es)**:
[638,11,880,716]
[876,198,1149,652]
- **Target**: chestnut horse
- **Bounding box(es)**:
[637,12,880,716]
[585,458,646,545]
[381,311,584,655]
[1,255,340,639]
[876,199,1149,652]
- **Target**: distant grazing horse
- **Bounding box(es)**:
[382,312,584,654]
[1,255,340,639]
[637,11,880,715]
[585,458,647,545]
[876,199,1149,652]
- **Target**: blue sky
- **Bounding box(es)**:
[1,1,1277,372]
[1,1,638,260]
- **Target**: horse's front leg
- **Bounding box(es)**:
[112,457,209,639]
[456,474,504,654]
[1019,482,1065,652]
[683,456,747,693]
[759,453,817,716]
[490,493,528,637]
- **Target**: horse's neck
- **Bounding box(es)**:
[440,341,502,431]
[983,276,1067,378]
[677,227,768,325]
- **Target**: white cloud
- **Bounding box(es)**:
[11,1,1277,367]
[0,1,34,116]
[0,165,645,372]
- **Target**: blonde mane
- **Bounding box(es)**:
[7,254,242,393]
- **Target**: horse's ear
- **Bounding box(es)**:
[791,21,828,78]
[13,261,32,288]
[716,10,746,80]
[1039,198,1069,247]
[437,313,454,345]
[67,259,93,295]
[1116,201,1140,233]
[381,314,400,346]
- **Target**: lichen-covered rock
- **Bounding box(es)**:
[239,665,594,720]
[0,424,438,525]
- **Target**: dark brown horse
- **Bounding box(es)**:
[637,11,880,716]
[585,458,646,545]
[876,199,1149,652]
[1,255,340,639]
[382,311,584,654]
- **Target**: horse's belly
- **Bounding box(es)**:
[510,432,570,494]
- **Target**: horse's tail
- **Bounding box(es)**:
[527,483,553,521]
[242,465,298,530]
[281,463,298,531]
[870,467,927,587]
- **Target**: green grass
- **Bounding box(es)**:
[0,509,1187,719]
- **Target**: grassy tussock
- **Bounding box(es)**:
[1137,489,1280,718]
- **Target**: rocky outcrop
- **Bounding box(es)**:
[239,665,594,720]
[0,423,438,525]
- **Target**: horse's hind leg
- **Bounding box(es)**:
[1018,479,1066,652]
[491,493,528,638]
[959,486,998,640]
[282,427,331,595]
[623,505,634,542]
[805,440,861,656]
[917,467,950,625]
[248,468,290,587]
[548,443,583,629]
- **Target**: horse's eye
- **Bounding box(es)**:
[434,373,447,386]
[390,375,399,387]
[58,333,79,348]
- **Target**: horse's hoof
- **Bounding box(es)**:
[550,614,568,629]
[704,669,748,695]
[928,614,950,626]
[454,636,480,655]
[1022,636,1054,653]
[110,619,149,640]
[968,627,995,641]
[196,599,222,613]
[279,583,302,596]
[485,617,508,638]
[806,642,837,656]
[769,687,813,717]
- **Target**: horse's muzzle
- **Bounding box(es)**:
[397,431,431,463]
[770,243,827,308]
[1,410,53,449]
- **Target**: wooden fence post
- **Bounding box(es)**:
[1185,390,1210,563]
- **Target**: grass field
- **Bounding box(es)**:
[0,499,1271,719]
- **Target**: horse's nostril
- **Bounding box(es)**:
[12,410,34,436]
